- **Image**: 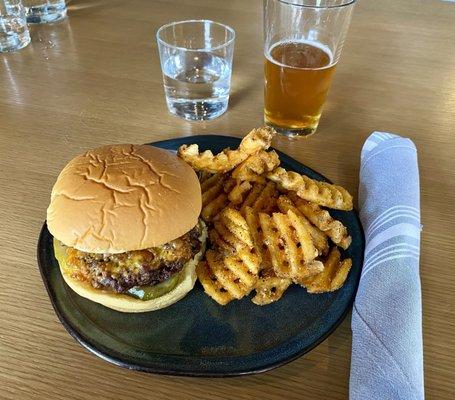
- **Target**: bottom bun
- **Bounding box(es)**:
[53,223,207,313]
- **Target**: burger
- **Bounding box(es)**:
[47,144,207,313]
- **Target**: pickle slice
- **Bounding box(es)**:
[53,238,182,301]
[127,273,180,301]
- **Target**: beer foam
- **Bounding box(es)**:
[265,39,334,69]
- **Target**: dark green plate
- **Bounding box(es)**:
[37,135,364,376]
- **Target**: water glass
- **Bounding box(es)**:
[24,0,66,24]
[156,20,235,121]
[0,0,30,52]
[264,0,356,137]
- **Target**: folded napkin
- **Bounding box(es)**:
[350,132,424,400]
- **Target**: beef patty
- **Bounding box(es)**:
[64,224,202,293]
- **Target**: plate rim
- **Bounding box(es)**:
[37,134,364,377]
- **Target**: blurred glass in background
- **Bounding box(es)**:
[24,0,66,24]
[0,0,30,52]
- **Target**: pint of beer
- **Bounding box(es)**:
[263,0,356,137]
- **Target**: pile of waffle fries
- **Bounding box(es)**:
[178,127,353,305]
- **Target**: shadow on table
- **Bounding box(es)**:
[229,79,258,110]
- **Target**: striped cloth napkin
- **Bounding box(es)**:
[349,132,424,400]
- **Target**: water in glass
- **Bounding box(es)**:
[162,52,231,121]
[157,20,235,121]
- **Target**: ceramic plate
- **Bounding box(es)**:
[37,135,364,376]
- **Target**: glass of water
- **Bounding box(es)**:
[0,0,30,53]
[24,0,66,24]
[156,20,235,121]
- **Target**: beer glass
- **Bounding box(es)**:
[264,0,356,137]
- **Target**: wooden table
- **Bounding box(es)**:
[1,0,454,398]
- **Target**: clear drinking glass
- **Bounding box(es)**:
[156,20,235,121]
[24,0,66,24]
[264,0,356,137]
[0,0,30,52]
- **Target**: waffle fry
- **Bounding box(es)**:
[178,127,275,173]
[267,167,353,211]
[289,193,352,249]
[239,181,278,215]
[238,126,275,155]
[196,260,234,305]
[233,168,265,184]
[259,211,323,281]
[198,208,262,304]
[201,173,280,223]
[178,144,248,173]
[299,247,352,293]
[244,206,264,258]
[231,150,280,184]
[200,167,280,223]
[239,183,265,212]
[186,127,355,306]
[207,251,251,299]
[224,248,260,286]
[210,208,254,254]
[198,170,213,183]
[202,193,228,222]
[228,181,252,205]
[244,206,271,268]
[200,174,232,222]
[210,225,261,268]
[283,210,319,264]
[197,246,261,304]
[201,174,225,205]
[252,267,292,305]
[277,195,329,255]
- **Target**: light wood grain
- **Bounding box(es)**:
[1,0,454,398]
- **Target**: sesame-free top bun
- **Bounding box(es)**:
[47,144,202,253]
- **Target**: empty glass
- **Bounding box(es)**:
[156,20,235,121]
[24,0,66,24]
[0,0,30,52]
